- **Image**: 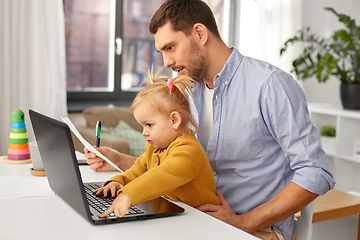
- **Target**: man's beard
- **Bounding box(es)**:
[179,39,205,81]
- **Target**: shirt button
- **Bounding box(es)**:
[213,171,216,176]
[225,81,228,85]
[215,95,218,100]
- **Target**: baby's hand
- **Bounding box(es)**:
[99,192,132,218]
[93,181,123,198]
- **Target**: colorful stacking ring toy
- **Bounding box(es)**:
[2,109,32,164]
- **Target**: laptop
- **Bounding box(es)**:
[29,109,184,225]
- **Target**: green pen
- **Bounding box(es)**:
[96,121,101,147]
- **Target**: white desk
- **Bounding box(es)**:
[0,159,258,240]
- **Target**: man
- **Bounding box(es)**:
[85,1,335,239]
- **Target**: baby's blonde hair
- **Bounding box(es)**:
[130,68,198,134]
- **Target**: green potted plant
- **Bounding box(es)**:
[280,7,360,110]
[320,124,336,137]
[320,124,336,153]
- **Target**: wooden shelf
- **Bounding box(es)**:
[314,189,360,223]
[313,189,360,240]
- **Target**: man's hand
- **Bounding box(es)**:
[198,183,319,234]
[84,146,119,171]
[84,146,136,172]
[99,192,132,218]
[197,189,246,231]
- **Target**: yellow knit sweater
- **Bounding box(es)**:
[106,130,220,208]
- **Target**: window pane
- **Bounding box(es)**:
[64,0,113,92]
[121,0,171,91]
[239,0,261,59]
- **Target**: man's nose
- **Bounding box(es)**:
[163,54,174,69]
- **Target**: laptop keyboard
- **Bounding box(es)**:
[83,182,145,217]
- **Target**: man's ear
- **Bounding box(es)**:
[193,23,208,46]
[170,111,182,131]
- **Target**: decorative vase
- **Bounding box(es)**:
[321,136,336,153]
[340,83,360,110]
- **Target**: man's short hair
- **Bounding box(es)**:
[149,0,221,39]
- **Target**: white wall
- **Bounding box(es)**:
[301,0,360,106]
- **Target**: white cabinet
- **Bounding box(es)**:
[308,103,360,193]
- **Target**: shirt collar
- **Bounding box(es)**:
[196,48,243,89]
[214,47,243,86]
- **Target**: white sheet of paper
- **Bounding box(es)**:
[0,175,55,200]
[61,117,123,173]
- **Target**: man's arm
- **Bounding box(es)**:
[198,182,318,233]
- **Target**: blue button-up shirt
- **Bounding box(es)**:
[190,48,335,240]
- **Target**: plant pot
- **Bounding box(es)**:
[340,83,360,110]
[321,136,336,153]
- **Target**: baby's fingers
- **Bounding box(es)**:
[110,187,118,198]
[93,187,107,197]
[92,188,102,196]
[114,206,129,218]
[99,205,114,218]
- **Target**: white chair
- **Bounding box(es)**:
[293,201,315,240]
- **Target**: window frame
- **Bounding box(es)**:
[66,0,236,109]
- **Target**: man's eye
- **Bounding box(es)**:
[167,46,173,50]
[146,123,152,127]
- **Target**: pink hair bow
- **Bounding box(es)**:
[167,77,175,91]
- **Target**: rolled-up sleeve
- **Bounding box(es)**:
[261,70,335,195]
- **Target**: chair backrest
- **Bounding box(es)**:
[293,201,315,240]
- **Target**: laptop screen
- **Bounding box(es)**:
[29,109,93,221]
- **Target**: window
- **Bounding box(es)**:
[236,0,302,73]
[64,0,117,102]
[64,0,170,105]
[239,0,261,59]
[64,0,227,108]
